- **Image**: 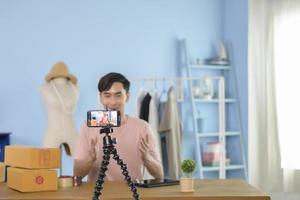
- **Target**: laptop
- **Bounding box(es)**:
[134,179,180,188]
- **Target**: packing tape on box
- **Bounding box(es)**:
[58,176,73,188]
[0,162,5,182]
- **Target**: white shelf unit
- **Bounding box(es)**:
[179,38,247,180]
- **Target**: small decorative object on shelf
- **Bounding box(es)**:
[199,77,214,99]
[197,109,205,133]
[193,77,214,99]
[180,159,196,193]
[202,142,230,167]
[204,42,230,66]
[192,82,202,98]
[196,58,203,65]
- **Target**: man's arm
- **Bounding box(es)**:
[143,154,164,178]
[140,136,164,179]
[73,137,98,178]
[73,158,94,177]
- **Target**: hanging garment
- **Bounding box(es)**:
[158,87,182,180]
[148,91,162,160]
[139,93,151,122]
[157,100,168,176]
[137,90,159,179]
[136,89,147,117]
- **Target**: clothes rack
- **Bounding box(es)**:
[133,76,227,179]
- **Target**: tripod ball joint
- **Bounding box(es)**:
[125,176,132,182]
[120,163,127,170]
[133,193,140,199]
[117,159,124,166]
[102,160,109,166]
[122,171,129,176]
[112,152,122,160]
[103,149,110,154]
[131,187,137,193]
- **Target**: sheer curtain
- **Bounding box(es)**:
[249,0,300,194]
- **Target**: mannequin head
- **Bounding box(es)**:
[98,73,130,117]
[45,62,77,84]
[51,77,69,84]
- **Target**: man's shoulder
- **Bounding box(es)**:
[127,117,153,136]
[128,116,149,127]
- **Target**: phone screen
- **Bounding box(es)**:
[87,110,121,127]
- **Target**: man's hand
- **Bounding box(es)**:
[139,134,152,162]
[89,137,98,163]
[139,134,163,179]
[74,137,98,179]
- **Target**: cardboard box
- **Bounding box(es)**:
[5,145,60,169]
[0,162,5,182]
[7,167,57,192]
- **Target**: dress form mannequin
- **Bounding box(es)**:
[40,62,79,156]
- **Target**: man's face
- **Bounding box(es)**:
[99,82,129,116]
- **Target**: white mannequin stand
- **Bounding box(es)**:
[40,77,79,158]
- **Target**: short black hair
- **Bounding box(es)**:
[98,72,130,93]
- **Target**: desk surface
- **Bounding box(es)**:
[0,179,270,200]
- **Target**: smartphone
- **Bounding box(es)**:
[134,179,180,188]
[87,110,121,127]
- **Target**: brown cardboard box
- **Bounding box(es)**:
[0,162,5,182]
[4,145,60,169]
[7,167,57,192]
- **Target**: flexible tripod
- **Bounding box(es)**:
[92,127,140,200]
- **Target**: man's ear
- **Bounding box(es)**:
[126,92,130,103]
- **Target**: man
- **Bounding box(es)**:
[73,72,163,182]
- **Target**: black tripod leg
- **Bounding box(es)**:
[93,148,111,200]
[111,148,140,200]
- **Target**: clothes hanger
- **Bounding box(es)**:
[159,78,168,102]
[147,78,155,96]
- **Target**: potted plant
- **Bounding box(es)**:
[180,159,196,192]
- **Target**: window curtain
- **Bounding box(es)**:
[249,0,300,194]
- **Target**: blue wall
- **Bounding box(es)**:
[223,0,248,169]
[0,0,247,176]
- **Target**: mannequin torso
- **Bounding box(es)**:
[40,77,79,156]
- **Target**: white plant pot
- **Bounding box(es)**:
[180,177,194,192]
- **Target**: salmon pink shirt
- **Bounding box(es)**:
[74,116,161,182]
